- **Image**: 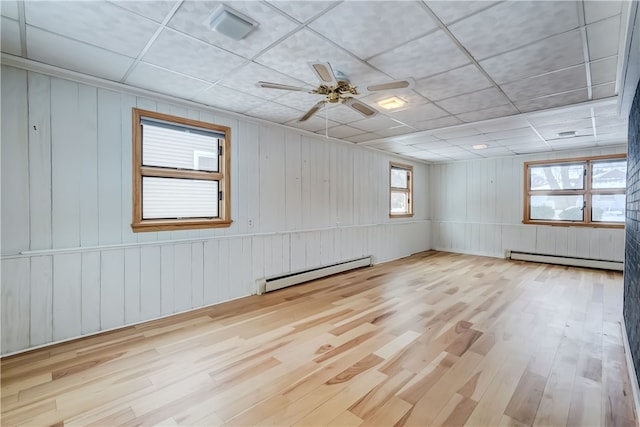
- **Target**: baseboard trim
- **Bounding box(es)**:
[622,317,640,425]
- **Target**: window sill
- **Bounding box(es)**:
[132,219,233,232]
[522,220,624,229]
[389,213,414,219]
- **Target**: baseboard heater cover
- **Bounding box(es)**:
[506,250,623,271]
[256,256,373,294]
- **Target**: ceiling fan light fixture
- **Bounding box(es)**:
[472,144,488,150]
[207,4,258,40]
[378,96,406,110]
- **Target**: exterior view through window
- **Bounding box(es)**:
[390,162,413,217]
[131,108,231,232]
[524,154,626,228]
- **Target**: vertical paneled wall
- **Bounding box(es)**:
[624,82,640,391]
[0,65,431,355]
[430,146,627,260]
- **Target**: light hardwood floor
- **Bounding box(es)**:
[1,251,637,426]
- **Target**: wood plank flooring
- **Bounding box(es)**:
[1,251,637,426]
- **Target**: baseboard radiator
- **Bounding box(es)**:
[506,250,623,271]
[256,256,373,294]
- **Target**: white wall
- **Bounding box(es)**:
[430,146,627,261]
[0,65,431,355]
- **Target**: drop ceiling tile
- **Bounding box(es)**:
[109,1,177,23]
[24,1,159,57]
[548,135,598,147]
[375,125,416,138]
[266,1,338,22]
[1,17,21,56]
[474,146,516,157]
[457,104,519,123]
[324,125,366,139]
[410,140,455,150]
[535,119,594,140]
[414,65,493,101]
[218,62,311,100]
[436,87,511,115]
[389,103,449,125]
[192,83,265,113]
[392,133,442,145]
[479,29,584,84]
[315,103,371,125]
[512,144,553,154]
[483,127,539,141]
[346,133,380,143]
[368,141,417,152]
[350,115,404,133]
[584,1,622,24]
[474,117,532,133]
[285,116,341,133]
[590,56,618,85]
[528,107,592,127]
[409,151,451,161]
[587,15,621,60]
[245,101,303,124]
[256,29,387,85]
[501,65,587,102]
[169,1,297,59]
[449,1,579,60]
[127,62,212,99]
[413,116,462,131]
[369,30,470,80]
[593,82,617,99]
[272,91,327,112]
[309,2,437,60]
[431,126,483,139]
[1,1,18,19]
[425,1,499,25]
[142,29,246,83]
[514,89,589,113]
[444,134,491,146]
[27,26,135,81]
[496,136,546,147]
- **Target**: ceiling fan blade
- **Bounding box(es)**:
[257,81,309,92]
[299,101,326,122]
[309,62,338,86]
[343,98,378,118]
[365,78,416,92]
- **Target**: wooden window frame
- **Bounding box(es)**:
[523,153,626,229]
[389,162,414,218]
[131,108,232,232]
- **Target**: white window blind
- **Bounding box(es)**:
[142,177,219,219]
[141,119,222,172]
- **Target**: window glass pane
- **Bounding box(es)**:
[391,191,409,214]
[391,168,408,188]
[530,195,584,220]
[143,177,218,219]
[529,163,584,190]
[592,160,627,189]
[592,194,626,222]
[142,122,219,172]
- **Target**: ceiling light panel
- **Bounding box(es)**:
[369,30,470,80]
[309,1,437,59]
[24,1,159,57]
[168,1,297,59]
[448,1,579,60]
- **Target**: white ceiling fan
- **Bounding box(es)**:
[257,61,415,122]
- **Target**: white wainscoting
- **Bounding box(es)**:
[430,147,627,261]
[1,65,431,354]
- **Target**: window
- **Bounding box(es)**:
[132,108,231,232]
[524,154,626,228]
[390,162,413,217]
